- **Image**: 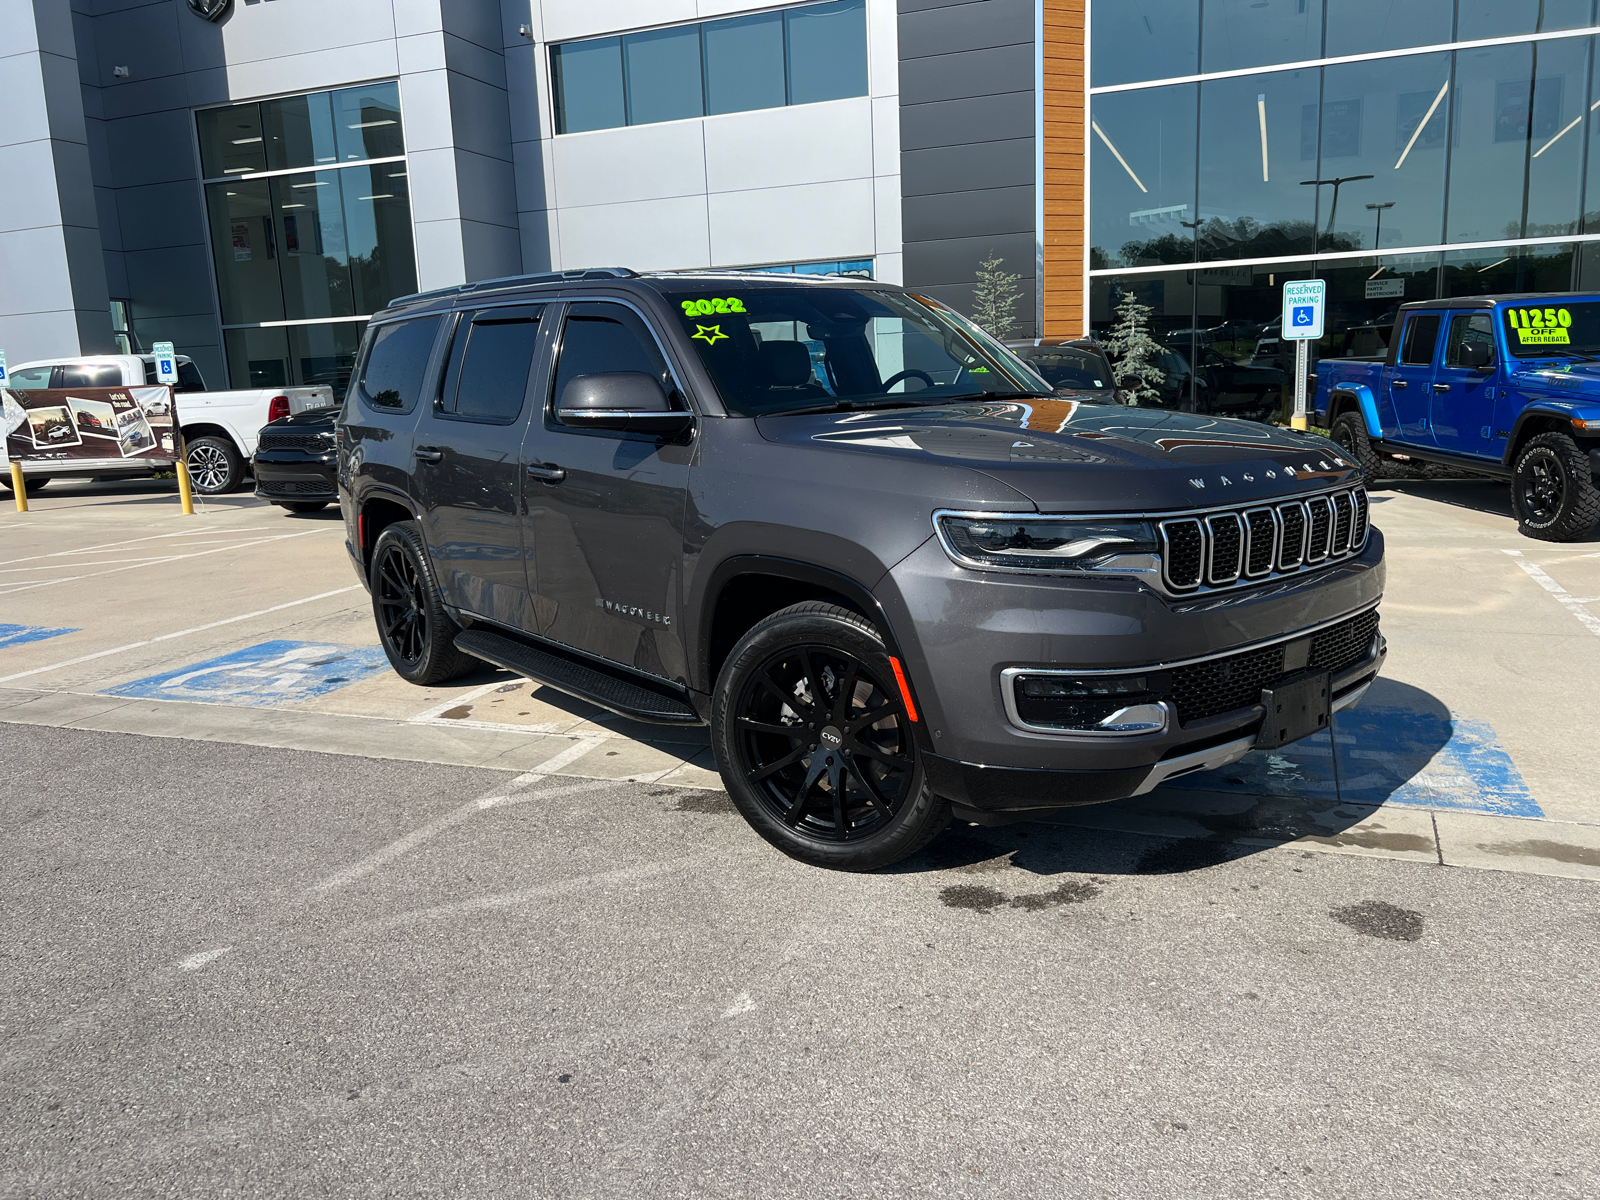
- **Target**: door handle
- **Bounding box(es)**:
[526,462,566,483]
[1432,383,1450,394]
[1391,380,1408,389]
[414,446,443,464]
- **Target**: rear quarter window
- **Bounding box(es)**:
[358,316,443,414]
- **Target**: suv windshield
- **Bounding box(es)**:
[1021,347,1107,390]
[660,285,1050,416]
[1501,300,1600,359]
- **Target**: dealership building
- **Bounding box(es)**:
[10,0,1600,402]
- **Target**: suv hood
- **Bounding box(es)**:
[756,399,1361,511]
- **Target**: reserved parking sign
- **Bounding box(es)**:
[1282,279,1326,340]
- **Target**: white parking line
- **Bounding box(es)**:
[1503,549,1600,637]
[0,585,364,684]
[0,526,280,567]
[0,529,338,595]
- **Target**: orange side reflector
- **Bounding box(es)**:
[889,655,919,723]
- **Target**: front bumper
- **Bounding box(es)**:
[252,449,338,503]
[882,528,1386,815]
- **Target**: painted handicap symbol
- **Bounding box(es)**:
[0,623,80,649]
[105,639,391,707]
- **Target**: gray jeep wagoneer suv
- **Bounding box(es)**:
[338,268,1385,869]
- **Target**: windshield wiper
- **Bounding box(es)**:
[769,397,944,416]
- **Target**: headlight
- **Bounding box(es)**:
[936,513,1159,576]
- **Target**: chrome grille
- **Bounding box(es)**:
[1244,508,1276,577]
[1205,513,1243,584]
[1277,502,1307,570]
[1158,486,1369,595]
[1306,495,1334,562]
[1162,520,1204,589]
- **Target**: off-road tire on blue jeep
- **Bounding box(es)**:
[370,521,478,685]
[1330,412,1384,481]
[1511,432,1600,542]
[712,602,950,871]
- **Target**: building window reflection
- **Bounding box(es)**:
[197,82,415,396]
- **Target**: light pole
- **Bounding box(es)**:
[1365,201,1395,251]
[1300,174,1374,241]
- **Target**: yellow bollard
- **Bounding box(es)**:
[8,461,26,513]
[1291,414,1309,431]
[175,457,195,515]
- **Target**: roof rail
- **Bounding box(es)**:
[386,267,640,309]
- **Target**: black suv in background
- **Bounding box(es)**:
[254,408,339,513]
[339,269,1385,870]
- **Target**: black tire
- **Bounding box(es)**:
[711,601,950,871]
[0,475,49,495]
[1330,411,1383,480]
[281,500,330,513]
[370,521,478,685]
[1511,432,1600,542]
[185,436,245,495]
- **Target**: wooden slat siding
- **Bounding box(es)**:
[1042,0,1087,336]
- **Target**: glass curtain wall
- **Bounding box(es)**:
[197,82,415,395]
[551,0,867,134]
[1089,5,1600,419]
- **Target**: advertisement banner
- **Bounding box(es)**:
[1,386,179,467]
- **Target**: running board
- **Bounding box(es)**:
[453,628,702,726]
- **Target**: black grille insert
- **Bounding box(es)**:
[257,432,333,452]
[259,480,333,496]
[1277,502,1307,568]
[1244,509,1276,577]
[1332,492,1354,554]
[1166,609,1380,723]
[1206,513,1243,583]
[1163,520,1204,589]
[1306,496,1333,561]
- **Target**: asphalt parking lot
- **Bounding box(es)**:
[2,476,1599,1196]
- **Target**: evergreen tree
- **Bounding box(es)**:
[1101,290,1166,405]
[971,253,1023,339]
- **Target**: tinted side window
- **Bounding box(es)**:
[177,362,207,392]
[360,315,442,412]
[440,306,542,423]
[1400,314,1441,366]
[552,303,673,412]
[60,363,124,388]
[1445,314,1496,368]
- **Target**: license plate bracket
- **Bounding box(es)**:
[1256,670,1331,749]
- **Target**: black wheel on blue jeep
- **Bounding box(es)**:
[1512,432,1600,542]
[1330,411,1383,480]
[712,602,950,871]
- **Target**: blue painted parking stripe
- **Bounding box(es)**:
[103,640,390,708]
[0,623,79,649]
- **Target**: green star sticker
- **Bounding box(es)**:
[692,324,727,345]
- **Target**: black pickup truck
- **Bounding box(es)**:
[338,268,1385,869]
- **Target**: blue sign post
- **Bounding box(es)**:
[1281,280,1326,430]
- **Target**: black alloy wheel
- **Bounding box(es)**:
[1511,432,1600,542]
[712,602,951,870]
[369,521,477,685]
[736,645,912,841]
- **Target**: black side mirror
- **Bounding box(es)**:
[556,372,692,434]
[1459,341,1495,371]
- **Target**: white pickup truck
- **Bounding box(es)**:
[1,353,334,495]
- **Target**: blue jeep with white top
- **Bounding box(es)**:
[1314,294,1600,541]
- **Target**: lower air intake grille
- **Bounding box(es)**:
[1166,609,1381,723]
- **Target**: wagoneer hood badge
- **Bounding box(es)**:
[763,401,1360,509]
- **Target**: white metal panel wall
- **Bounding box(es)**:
[514,0,902,279]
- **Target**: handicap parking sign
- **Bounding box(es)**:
[1281,280,1326,340]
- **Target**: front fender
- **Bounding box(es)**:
[1333,385,1383,438]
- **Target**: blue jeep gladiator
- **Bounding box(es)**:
[1315,295,1600,541]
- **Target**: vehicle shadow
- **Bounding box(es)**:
[889,677,1459,878]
